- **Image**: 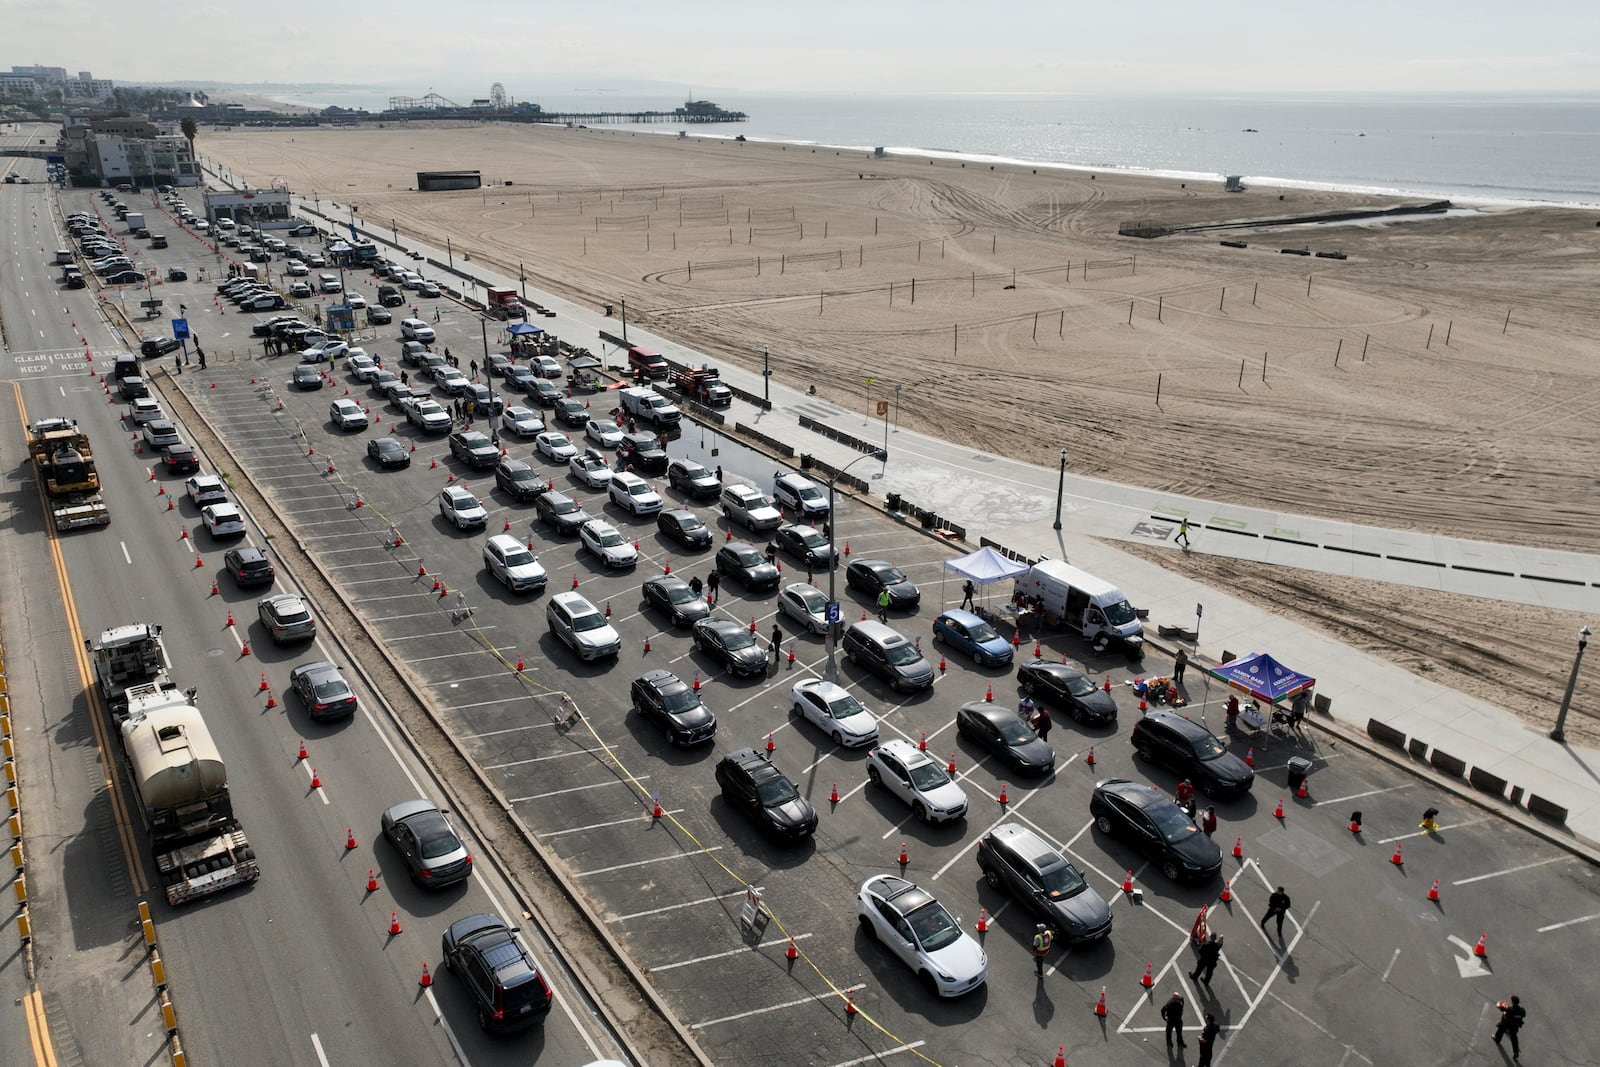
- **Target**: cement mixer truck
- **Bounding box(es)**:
[87,624,261,905]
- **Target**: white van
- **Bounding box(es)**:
[773,471,830,522]
[214,217,236,232]
[240,263,260,282]
[318,272,342,293]
[1015,559,1144,658]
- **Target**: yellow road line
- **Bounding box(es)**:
[23,988,60,1067]
[13,382,148,895]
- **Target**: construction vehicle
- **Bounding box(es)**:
[485,287,527,320]
[28,418,110,530]
[86,624,262,905]
[671,364,733,408]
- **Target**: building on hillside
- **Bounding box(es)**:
[61,113,199,186]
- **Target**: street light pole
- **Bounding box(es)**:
[619,297,628,342]
[1053,449,1068,531]
[1550,625,1592,743]
[481,317,498,439]
[763,345,770,405]
[824,449,887,683]
[446,236,453,271]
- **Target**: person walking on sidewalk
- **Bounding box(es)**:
[1176,518,1191,549]
[1196,1013,1221,1067]
[1260,886,1292,938]
[960,579,976,610]
[1190,932,1222,985]
[1161,992,1187,1050]
[1493,995,1525,1060]
[1174,648,1189,684]
[706,570,720,606]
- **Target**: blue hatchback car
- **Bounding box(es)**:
[932,609,1014,667]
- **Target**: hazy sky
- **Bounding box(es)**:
[11,0,1600,94]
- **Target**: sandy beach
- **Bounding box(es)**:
[197,122,1599,740]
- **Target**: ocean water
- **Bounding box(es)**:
[259,88,1600,208]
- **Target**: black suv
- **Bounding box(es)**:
[534,490,588,535]
[222,546,275,587]
[657,508,712,551]
[617,432,669,474]
[448,430,500,471]
[630,669,717,746]
[440,914,553,1033]
[775,523,837,569]
[977,823,1112,943]
[554,397,588,428]
[494,458,545,502]
[1090,778,1222,882]
[140,336,181,358]
[715,542,779,592]
[1130,710,1254,797]
[714,748,818,842]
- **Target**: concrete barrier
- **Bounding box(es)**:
[1526,794,1569,825]
[1366,718,1407,749]
[1429,748,1467,779]
[1468,766,1508,799]
[1407,737,1430,761]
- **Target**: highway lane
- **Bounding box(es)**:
[0,183,633,1066]
[165,198,1600,1067]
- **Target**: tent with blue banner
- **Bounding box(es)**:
[1204,652,1315,705]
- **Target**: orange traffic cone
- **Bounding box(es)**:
[1391,843,1404,866]
[388,911,402,936]
[947,753,957,774]
[918,731,927,752]
[1054,1047,1066,1067]
[748,615,757,632]
[985,684,994,702]
[1122,870,1134,893]
[310,767,322,789]
[1296,780,1309,799]
[604,601,612,616]
[1094,986,1108,1017]
[418,563,427,576]
[1220,878,1233,902]
[419,963,432,988]
[766,732,776,756]
[976,908,988,933]
[829,782,839,805]
[1427,878,1440,902]
[227,610,235,627]
[1244,747,1254,767]
[298,740,308,760]
[998,782,1009,806]
[166,498,175,512]
[844,992,857,1016]
[1103,675,1112,692]
[264,688,277,709]
[785,936,799,961]
[194,555,204,569]
[938,654,946,674]
[210,578,219,596]
[366,868,378,892]
[643,635,651,653]
[898,842,908,867]
[571,574,579,589]
[1140,962,1154,989]
[1232,836,1244,859]
[1473,933,1488,957]
[1273,797,1285,820]
[345,827,358,851]
[258,672,270,692]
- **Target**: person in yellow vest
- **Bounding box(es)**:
[1031,924,1053,976]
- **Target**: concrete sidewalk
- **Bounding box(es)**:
[291,192,1600,852]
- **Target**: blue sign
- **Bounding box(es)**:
[171,318,190,340]
[825,602,842,624]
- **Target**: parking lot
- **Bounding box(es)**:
[92,186,1598,1066]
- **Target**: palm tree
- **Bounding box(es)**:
[180,117,197,158]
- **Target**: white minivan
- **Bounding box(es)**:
[318,272,342,293]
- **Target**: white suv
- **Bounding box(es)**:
[721,484,782,532]
[400,318,436,343]
[608,471,663,516]
[546,591,621,661]
[579,519,638,568]
[866,739,970,824]
[438,486,488,530]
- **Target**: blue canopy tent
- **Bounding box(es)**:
[506,322,543,336]
[1204,652,1315,705]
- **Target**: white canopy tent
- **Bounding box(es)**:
[941,546,1030,608]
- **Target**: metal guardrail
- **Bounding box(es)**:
[797,414,885,460]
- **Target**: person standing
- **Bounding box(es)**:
[1174,648,1189,684]
[1190,932,1222,985]
[688,574,703,598]
[1260,885,1292,938]
[1161,992,1186,1050]
[1031,924,1053,977]
[770,624,783,667]
[876,588,891,623]
[174,352,182,375]
[1196,1013,1221,1067]
[961,579,976,610]
[1492,995,1525,1060]
[1032,703,1053,743]
[706,570,720,606]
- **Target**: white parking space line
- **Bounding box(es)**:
[577,847,721,878]
[1311,783,1411,807]
[651,933,815,973]
[328,559,411,570]
[932,755,1075,879]
[1452,854,1571,885]
[607,889,749,923]
[485,747,603,771]
[309,1033,331,1067]
[365,591,445,603]
[825,1042,927,1067]
[691,983,864,1030]
[1375,815,1493,843]
[1537,911,1600,933]
[412,647,514,663]
[541,810,683,839]
[343,575,421,586]
[509,777,647,803]
[384,627,496,642]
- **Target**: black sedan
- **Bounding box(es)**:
[367,437,411,468]
[103,268,144,285]
[775,523,838,569]
[1089,778,1222,882]
[956,701,1056,775]
[1130,710,1255,797]
[657,508,712,551]
[1017,661,1118,726]
[140,336,181,357]
[846,558,920,609]
[448,430,499,470]
[715,541,779,592]
[291,364,324,390]
[641,575,712,627]
[288,660,357,721]
[692,618,768,677]
[379,798,473,888]
[630,669,716,746]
